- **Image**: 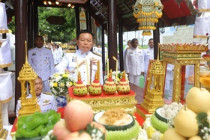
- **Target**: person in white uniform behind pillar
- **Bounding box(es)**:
[143,38,154,84]
[28,36,55,92]
[124,38,144,86]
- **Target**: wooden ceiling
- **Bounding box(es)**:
[4,0,197,31]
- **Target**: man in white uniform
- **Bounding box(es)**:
[28,36,55,92]
[143,38,154,84]
[16,77,57,116]
[55,30,103,85]
[124,38,144,86]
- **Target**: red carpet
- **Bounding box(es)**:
[134,113,145,126]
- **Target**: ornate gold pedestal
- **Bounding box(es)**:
[160,44,208,102]
[68,87,137,115]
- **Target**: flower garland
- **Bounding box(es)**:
[49,72,76,96]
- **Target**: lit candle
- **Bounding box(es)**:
[97,60,100,82]
[113,56,118,84]
[107,58,109,76]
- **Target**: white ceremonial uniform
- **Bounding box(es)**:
[16,92,57,116]
[143,47,154,83]
[164,64,174,99]
[28,47,55,92]
[124,47,144,86]
[55,49,103,85]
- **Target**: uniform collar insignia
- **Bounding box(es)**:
[32,52,36,56]
[43,100,50,103]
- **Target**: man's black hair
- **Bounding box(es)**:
[77,30,94,40]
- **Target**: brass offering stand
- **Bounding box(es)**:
[159,43,208,102]
[18,41,41,116]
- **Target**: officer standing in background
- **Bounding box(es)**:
[143,38,154,83]
[124,38,144,86]
[28,35,55,92]
[55,30,103,85]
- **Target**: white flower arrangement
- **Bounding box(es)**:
[104,71,128,83]
[49,72,76,96]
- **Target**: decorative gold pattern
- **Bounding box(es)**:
[160,43,206,102]
[141,60,165,113]
[133,0,163,36]
[69,93,137,115]
[18,41,41,116]
[159,44,208,53]
[0,29,9,33]
[0,63,12,68]
[162,53,201,59]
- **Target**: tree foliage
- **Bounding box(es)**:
[38,7,76,43]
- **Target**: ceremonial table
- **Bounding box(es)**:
[68,86,137,114]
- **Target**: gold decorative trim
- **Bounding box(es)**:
[159,43,208,53]
[0,96,12,104]
[198,9,210,12]
[0,63,12,68]
[69,93,137,114]
[163,53,201,59]
[0,30,9,34]
[193,35,208,39]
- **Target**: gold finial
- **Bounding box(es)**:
[78,71,81,81]
[25,41,28,63]
[157,43,160,61]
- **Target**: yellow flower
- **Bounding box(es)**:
[54,73,60,77]
[53,82,58,87]
[69,82,73,86]
[60,83,65,87]
[62,74,68,78]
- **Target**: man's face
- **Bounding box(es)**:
[35,37,44,48]
[132,40,138,48]
[34,78,43,96]
[148,40,154,48]
[77,33,94,52]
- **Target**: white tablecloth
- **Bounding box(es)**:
[0,71,13,103]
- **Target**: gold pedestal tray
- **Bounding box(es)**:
[68,87,137,114]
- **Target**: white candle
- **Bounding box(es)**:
[115,60,118,84]
[97,60,100,82]
[107,58,109,76]
[86,59,90,85]
[112,56,118,84]
[76,60,79,76]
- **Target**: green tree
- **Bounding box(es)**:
[38,7,76,43]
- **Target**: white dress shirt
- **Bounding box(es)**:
[28,47,55,81]
[16,92,57,116]
[55,49,103,84]
[124,47,144,75]
[143,47,154,73]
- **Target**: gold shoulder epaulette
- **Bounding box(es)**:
[65,50,76,53]
[92,52,102,57]
[44,92,53,95]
